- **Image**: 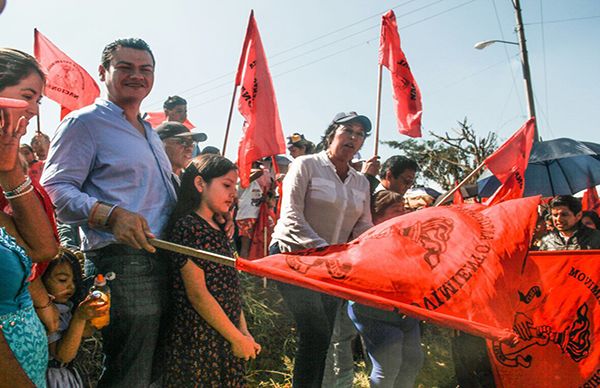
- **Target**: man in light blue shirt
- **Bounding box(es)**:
[42,38,176,387]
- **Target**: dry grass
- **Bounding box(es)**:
[241,273,458,387]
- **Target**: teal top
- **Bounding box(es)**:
[0,227,32,315]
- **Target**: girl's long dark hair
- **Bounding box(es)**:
[167,154,237,235]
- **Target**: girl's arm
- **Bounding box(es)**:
[180,260,259,360]
[0,331,35,387]
[51,297,108,363]
[238,310,261,355]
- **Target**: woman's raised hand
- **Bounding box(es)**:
[0,107,28,172]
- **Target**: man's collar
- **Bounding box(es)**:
[96,98,124,115]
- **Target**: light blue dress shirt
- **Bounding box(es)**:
[42,98,177,251]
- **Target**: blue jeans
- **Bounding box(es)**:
[348,304,424,388]
[85,245,169,388]
[270,243,341,388]
[322,301,357,388]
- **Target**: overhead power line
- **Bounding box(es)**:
[146,0,459,109]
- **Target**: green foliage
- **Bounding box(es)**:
[383,118,498,190]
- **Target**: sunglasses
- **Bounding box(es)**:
[168,137,195,148]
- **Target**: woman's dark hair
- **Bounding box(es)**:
[42,249,86,310]
[167,154,237,234]
[582,211,600,229]
[0,48,46,92]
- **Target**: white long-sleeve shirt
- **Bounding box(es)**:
[272,151,373,252]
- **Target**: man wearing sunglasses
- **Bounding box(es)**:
[156,121,207,178]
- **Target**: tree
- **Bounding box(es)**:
[382,118,498,190]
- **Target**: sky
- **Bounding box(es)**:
[2,0,599,182]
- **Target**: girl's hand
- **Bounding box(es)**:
[231,333,260,361]
[74,295,109,322]
[0,108,28,172]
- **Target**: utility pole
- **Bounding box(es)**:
[513,0,539,140]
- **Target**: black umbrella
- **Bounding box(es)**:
[478,138,600,198]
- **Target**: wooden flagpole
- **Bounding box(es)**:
[373,64,383,156]
[149,238,236,268]
[434,162,486,207]
[222,83,238,156]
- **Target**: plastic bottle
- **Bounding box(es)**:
[89,274,111,329]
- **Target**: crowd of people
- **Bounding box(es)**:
[1,36,598,388]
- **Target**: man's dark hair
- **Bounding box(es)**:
[549,195,582,215]
[163,95,187,110]
[101,38,155,69]
[379,155,418,179]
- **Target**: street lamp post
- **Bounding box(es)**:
[474,0,539,140]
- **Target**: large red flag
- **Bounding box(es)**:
[582,186,600,215]
[235,11,286,188]
[34,29,100,117]
[238,196,540,341]
[488,250,600,387]
[484,118,536,205]
[143,111,196,130]
[379,10,422,138]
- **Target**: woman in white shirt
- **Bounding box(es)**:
[270,111,374,387]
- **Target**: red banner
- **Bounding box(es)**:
[379,10,422,138]
[484,118,535,205]
[235,11,286,188]
[488,250,600,387]
[582,186,600,215]
[143,111,195,129]
[34,29,99,114]
[238,196,540,341]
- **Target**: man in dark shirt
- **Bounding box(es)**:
[539,195,600,250]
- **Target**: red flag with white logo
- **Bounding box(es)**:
[34,29,99,115]
[235,11,286,188]
[379,10,422,138]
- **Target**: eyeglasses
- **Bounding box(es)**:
[337,126,366,139]
[168,138,195,148]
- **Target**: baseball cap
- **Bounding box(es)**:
[156,121,207,142]
[330,111,372,132]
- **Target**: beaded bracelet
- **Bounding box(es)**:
[4,185,34,200]
[34,294,55,310]
[1,175,32,197]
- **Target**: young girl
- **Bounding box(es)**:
[163,154,260,387]
[42,250,107,388]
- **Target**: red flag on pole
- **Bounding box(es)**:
[34,29,100,116]
[484,118,536,205]
[235,11,286,188]
[238,196,540,341]
[143,111,196,130]
[488,249,600,387]
[379,10,422,138]
[582,186,600,215]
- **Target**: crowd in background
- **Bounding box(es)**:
[1,37,599,388]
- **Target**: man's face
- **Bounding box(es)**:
[163,137,194,173]
[99,46,154,107]
[387,168,416,196]
[551,205,581,232]
[165,104,187,123]
[31,134,50,160]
